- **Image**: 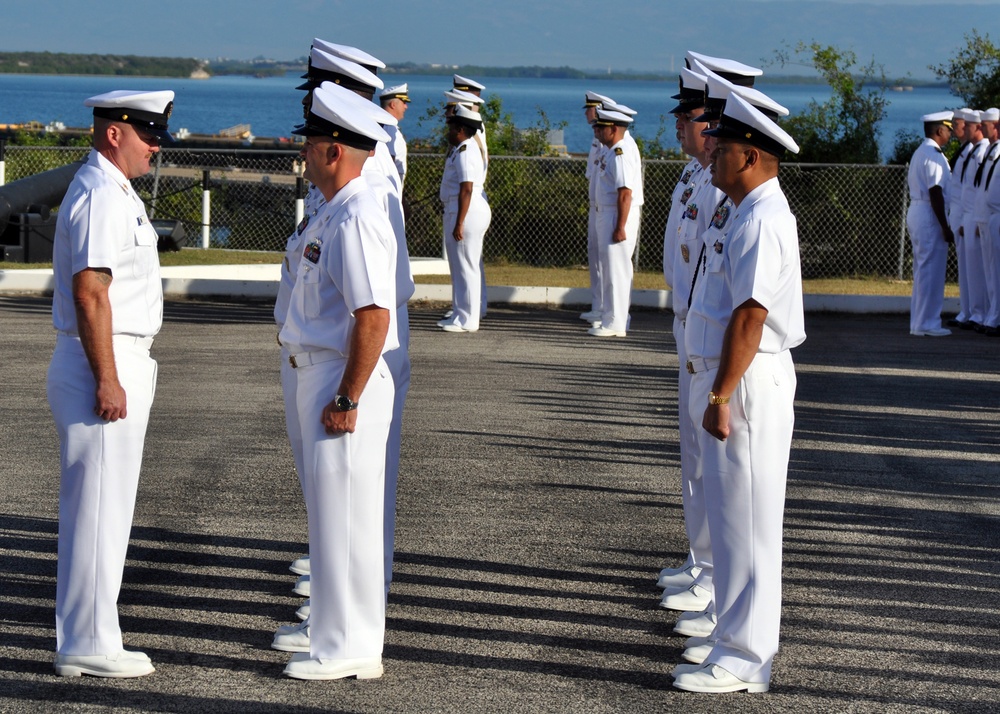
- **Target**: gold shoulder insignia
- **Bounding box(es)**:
[459,144,467,153]
[614,147,623,156]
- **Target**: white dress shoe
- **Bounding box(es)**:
[579,310,600,322]
[910,327,951,336]
[293,574,310,597]
[296,599,311,621]
[673,610,716,638]
[442,323,471,333]
[55,650,155,678]
[672,663,768,693]
[657,564,701,590]
[289,554,310,576]
[272,622,311,653]
[587,326,626,337]
[283,653,383,681]
[682,639,715,664]
[659,583,713,612]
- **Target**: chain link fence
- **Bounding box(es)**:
[3,144,932,281]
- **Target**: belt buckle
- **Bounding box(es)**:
[686,360,695,374]
[289,355,298,369]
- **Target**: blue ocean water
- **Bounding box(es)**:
[0,72,956,159]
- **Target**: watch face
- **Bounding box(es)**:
[336,395,354,411]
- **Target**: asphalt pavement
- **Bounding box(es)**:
[1,296,999,713]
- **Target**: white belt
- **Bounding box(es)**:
[288,349,345,369]
[58,331,153,350]
[686,356,720,374]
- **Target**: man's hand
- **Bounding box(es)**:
[703,403,730,441]
[321,401,357,434]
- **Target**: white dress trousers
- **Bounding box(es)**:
[672,316,712,592]
[48,335,157,655]
[907,202,950,333]
[596,206,640,332]
[296,355,394,660]
[444,198,491,331]
[382,305,411,592]
[690,350,796,685]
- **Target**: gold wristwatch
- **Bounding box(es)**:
[708,391,730,406]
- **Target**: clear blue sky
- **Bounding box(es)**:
[2,0,999,79]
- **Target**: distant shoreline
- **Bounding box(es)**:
[0,52,950,87]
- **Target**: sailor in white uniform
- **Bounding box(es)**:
[580,91,612,324]
[907,112,956,336]
[379,83,411,186]
[973,107,1000,333]
[276,49,415,639]
[589,108,643,337]
[278,84,397,681]
[439,105,490,333]
[672,94,805,695]
[959,110,990,328]
[47,89,175,679]
[659,65,790,618]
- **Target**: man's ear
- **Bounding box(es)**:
[327,142,341,165]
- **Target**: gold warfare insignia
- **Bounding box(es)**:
[680,244,690,263]
[614,147,623,156]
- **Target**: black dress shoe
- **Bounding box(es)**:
[946,318,961,327]
[958,320,975,330]
[985,326,1000,337]
[974,323,987,334]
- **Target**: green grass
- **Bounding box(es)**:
[1,248,954,296]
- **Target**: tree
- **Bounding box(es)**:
[931,30,1000,109]
[773,42,889,163]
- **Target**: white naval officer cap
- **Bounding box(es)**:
[298,47,384,93]
[980,107,1000,122]
[447,104,484,131]
[380,84,411,102]
[686,51,763,87]
[669,67,708,113]
[311,38,386,72]
[920,110,954,126]
[583,91,614,108]
[318,81,397,127]
[292,82,390,150]
[703,92,799,156]
[85,89,175,142]
[593,108,633,127]
[601,98,637,116]
[453,74,486,92]
[694,71,789,123]
[444,88,485,106]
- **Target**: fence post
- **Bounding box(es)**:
[149,150,162,219]
[295,176,305,226]
[201,170,211,249]
[0,138,6,187]
[634,159,647,271]
[897,162,909,280]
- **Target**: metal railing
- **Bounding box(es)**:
[2,145,930,281]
